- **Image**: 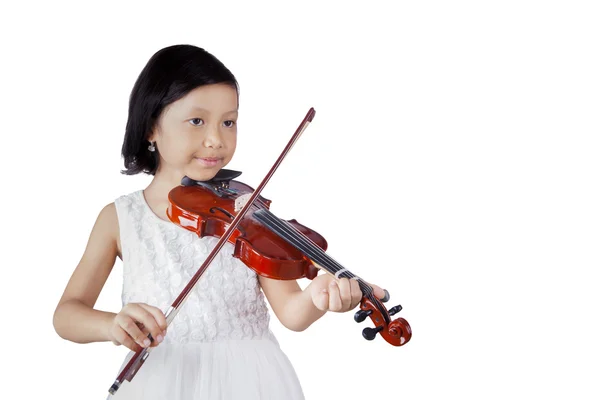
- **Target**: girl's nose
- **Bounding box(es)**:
[203,125,224,149]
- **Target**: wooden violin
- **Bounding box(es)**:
[166,171,326,281]
[108,108,411,396]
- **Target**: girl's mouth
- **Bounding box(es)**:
[194,157,223,167]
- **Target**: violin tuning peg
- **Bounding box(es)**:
[362,326,384,341]
[388,304,402,316]
[354,309,372,323]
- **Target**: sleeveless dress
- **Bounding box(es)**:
[108,190,304,399]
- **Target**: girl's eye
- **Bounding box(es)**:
[223,120,236,128]
[190,118,204,126]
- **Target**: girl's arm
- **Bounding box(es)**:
[53,203,167,351]
[53,203,121,343]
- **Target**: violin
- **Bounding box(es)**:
[167,171,326,281]
[108,108,411,396]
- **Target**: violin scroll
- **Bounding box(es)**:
[355,292,412,346]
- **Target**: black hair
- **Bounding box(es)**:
[121,44,238,175]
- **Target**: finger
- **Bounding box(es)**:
[138,303,168,341]
[127,306,164,345]
[138,303,168,331]
[313,287,329,311]
[137,324,160,348]
[337,278,352,311]
[113,326,142,352]
[117,315,151,348]
[366,282,387,300]
[350,278,363,308]
[327,280,342,312]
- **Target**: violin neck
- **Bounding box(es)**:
[253,209,375,297]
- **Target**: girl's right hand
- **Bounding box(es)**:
[107,303,168,351]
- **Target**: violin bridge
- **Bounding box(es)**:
[234,193,253,212]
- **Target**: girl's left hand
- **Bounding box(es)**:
[309,273,386,312]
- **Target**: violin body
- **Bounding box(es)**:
[167,172,326,280]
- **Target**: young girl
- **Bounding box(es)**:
[52,44,386,400]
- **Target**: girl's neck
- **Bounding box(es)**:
[143,169,186,221]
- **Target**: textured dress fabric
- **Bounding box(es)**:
[108,190,304,399]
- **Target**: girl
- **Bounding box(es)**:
[52,44,386,400]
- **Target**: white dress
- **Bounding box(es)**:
[108,190,304,399]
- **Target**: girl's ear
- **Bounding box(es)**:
[148,123,162,142]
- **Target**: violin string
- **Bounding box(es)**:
[254,209,360,282]
[253,209,342,273]
[252,209,341,274]
[256,209,373,295]
[229,191,380,301]
[255,209,391,326]
[254,209,374,297]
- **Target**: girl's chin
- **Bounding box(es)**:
[184,167,221,182]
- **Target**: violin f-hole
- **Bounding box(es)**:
[210,207,235,221]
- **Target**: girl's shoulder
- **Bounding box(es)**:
[94,190,142,257]
[114,189,143,206]
[82,200,122,259]
[111,189,140,218]
[90,199,119,230]
[94,190,142,258]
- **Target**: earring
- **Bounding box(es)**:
[148,141,156,152]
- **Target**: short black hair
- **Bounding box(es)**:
[121,44,238,175]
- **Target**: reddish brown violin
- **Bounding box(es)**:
[167,174,326,281]
[108,108,411,396]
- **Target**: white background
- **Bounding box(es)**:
[1,1,599,399]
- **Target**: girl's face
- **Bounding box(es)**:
[149,83,238,182]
